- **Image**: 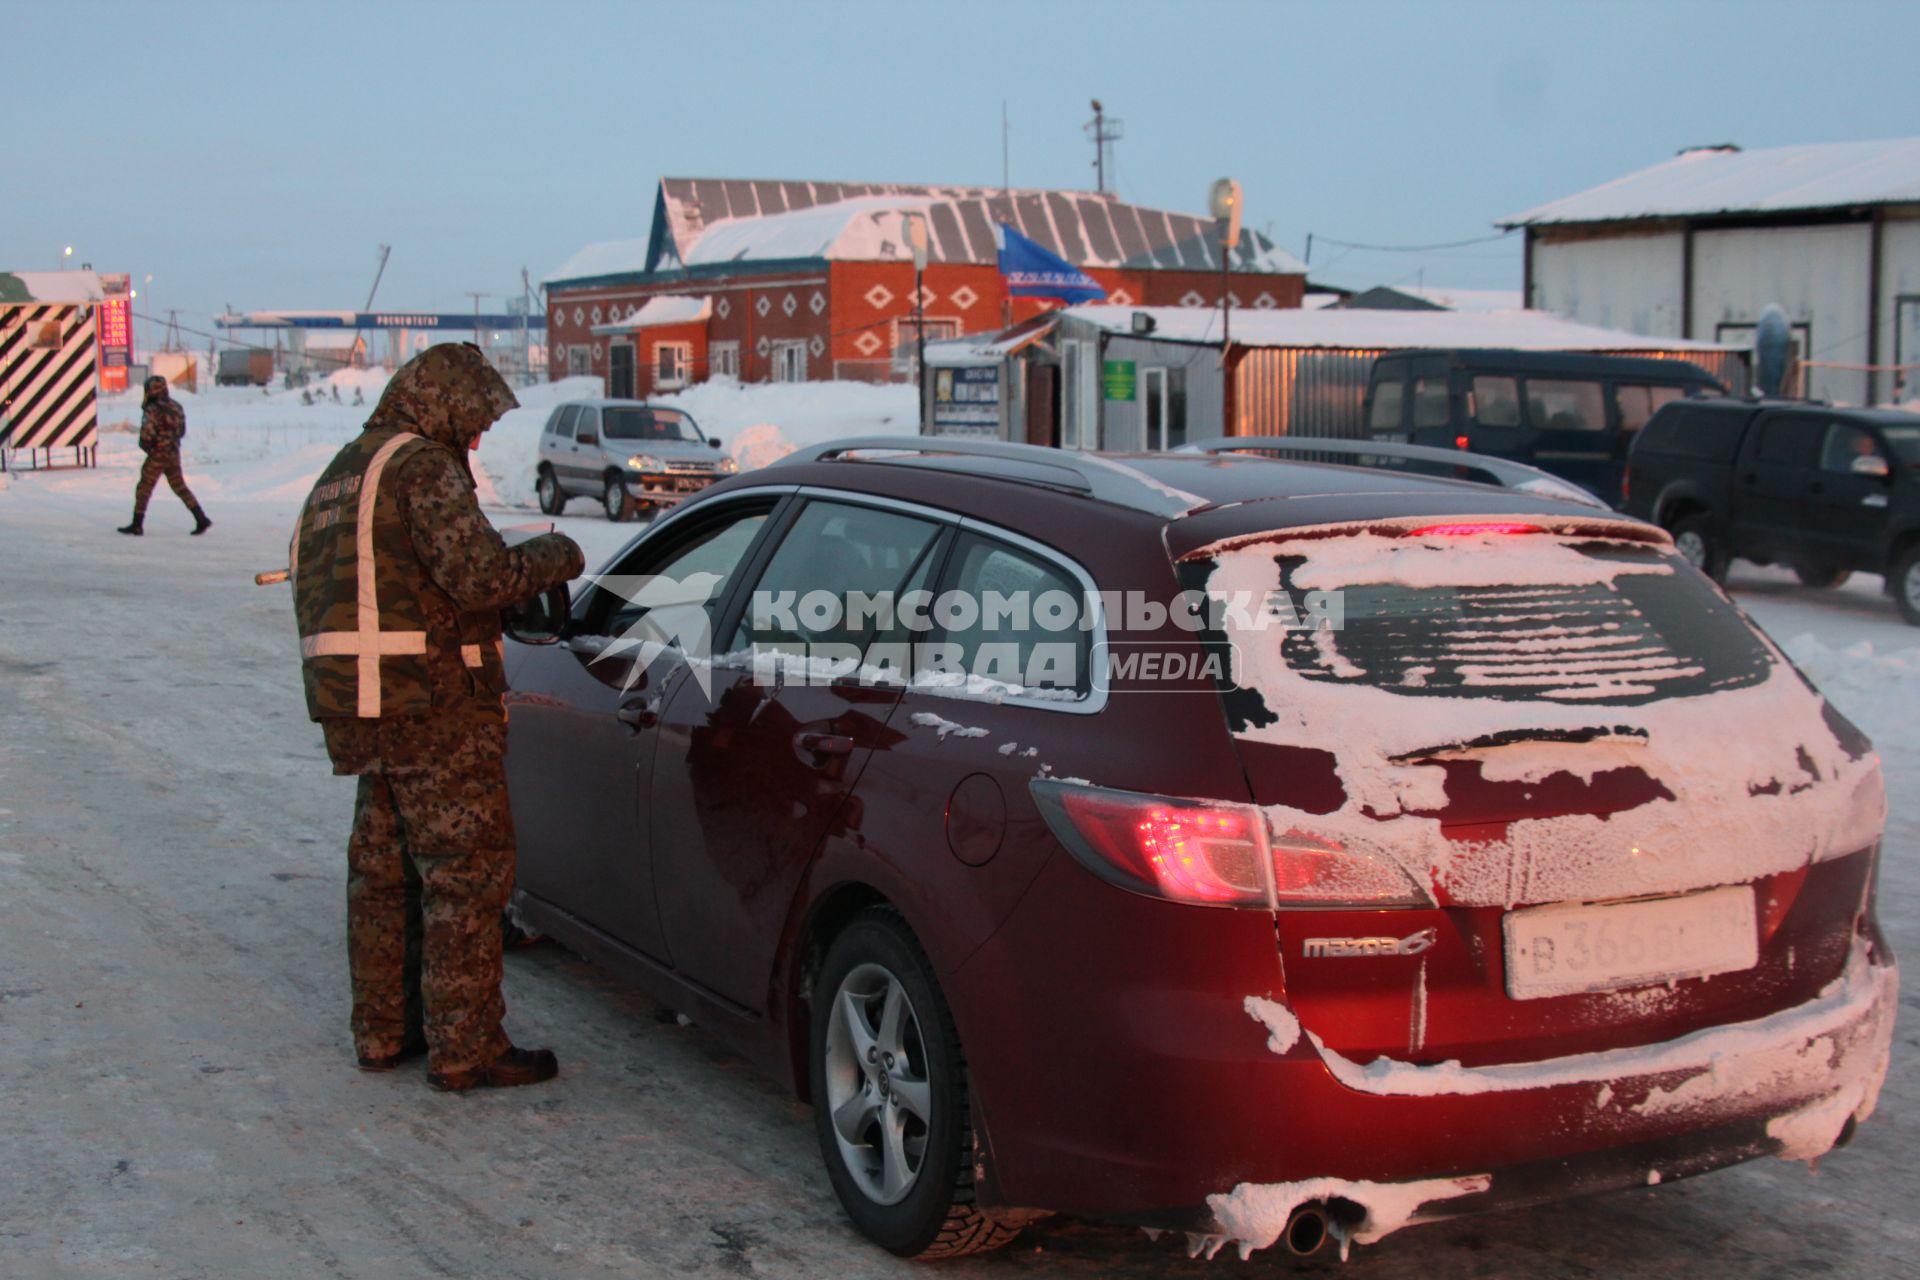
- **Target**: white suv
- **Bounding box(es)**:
[534,398,737,521]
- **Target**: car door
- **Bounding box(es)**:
[1520,377,1612,498]
[1805,420,1895,567]
[1731,411,1824,561]
[568,406,603,492]
[505,494,787,959]
[646,495,952,1009]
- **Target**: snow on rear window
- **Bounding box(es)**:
[1269,539,1773,705]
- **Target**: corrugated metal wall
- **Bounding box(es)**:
[1234,347,1379,438]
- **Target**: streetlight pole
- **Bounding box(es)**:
[905,214,930,430]
[1208,179,1243,435]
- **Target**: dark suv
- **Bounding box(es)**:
[1623,397,1920,619]
[501,438,1894,1261]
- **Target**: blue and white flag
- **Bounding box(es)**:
[995,223,1106,304]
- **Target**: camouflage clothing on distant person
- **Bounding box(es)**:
[120,376,210,535]
[290,343,584,1089]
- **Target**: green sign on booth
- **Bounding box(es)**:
[1102,360,1136,401]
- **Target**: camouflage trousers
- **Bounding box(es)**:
[346,752,516,1075]
[133,449,202,518]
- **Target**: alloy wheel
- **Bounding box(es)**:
[822,962,933,1206]
[1674,529,1707,571]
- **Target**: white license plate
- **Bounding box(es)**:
[1502,886,1759,1000]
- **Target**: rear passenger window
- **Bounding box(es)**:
[1368,380,1404,432]
[1471,376,1521,427]
[934,533,1090,697]
[1615,385,1681,436]
[1412,377,1450,428]
[1527,380,1605,432]
[1755,416,1823,466]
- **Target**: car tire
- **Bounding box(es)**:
[536,468,567,516]
[602,474,632,523]
[810,908,1019,1259]
[1793,562,1852,589]
[1671,513,1728,583]
[1892,544,1920,625]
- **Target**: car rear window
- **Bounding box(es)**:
[1197,531,1775,709]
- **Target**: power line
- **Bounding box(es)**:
[1305,228,1517,261]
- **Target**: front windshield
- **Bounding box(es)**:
[602,406,702,443]
[1878,424,1920,465]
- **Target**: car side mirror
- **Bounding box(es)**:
[503,583,572,645]
[708,436,722,448]
[1852,453,1891,478]
[576,431,598,447]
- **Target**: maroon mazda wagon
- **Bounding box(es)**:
[502,438,1896,1261]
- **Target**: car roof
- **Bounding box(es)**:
[1380,349,1721,381]
[1660,397,1920,427]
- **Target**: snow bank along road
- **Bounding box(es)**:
[0,399,1915,1277]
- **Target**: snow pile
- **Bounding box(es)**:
[907,710,989,741]
[1242,996,1302,1054]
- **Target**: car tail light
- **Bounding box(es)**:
[1406,521,1543,537]
[1031,780,1433,909]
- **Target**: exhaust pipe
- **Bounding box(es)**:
[1284,1203,1330,1257]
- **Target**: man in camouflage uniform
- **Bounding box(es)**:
[291,343,585,1091]
[118,375,211,535]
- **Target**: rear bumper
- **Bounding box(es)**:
[1195,939,1896,1255]
[953,856,1898,1250]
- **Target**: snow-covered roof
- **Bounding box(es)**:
[542,236,652,286]
[685,197,934,266]
[590,295,712,334]
[546,177,1309,285]
[1066,305,1737,352]
[1501,138,1920,226]
[657,176,1307,273]
[0,270,105,304]
[923,313,1062,364]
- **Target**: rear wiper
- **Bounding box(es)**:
[1390,725,1648,763]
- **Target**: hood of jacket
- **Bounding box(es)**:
[364,342,518,450]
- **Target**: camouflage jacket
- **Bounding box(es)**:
[291,344,584,774]
[139,397,185,454]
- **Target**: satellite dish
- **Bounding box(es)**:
[1754,304,1791,397]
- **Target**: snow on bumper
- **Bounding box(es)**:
[1208,942,1896,1259]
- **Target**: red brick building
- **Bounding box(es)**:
[544,177,1307,397]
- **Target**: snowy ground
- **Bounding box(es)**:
[0,385,1914,1277]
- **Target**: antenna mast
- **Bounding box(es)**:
[1084,99,1124,194]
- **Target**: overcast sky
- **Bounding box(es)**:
[10,0,1917,349]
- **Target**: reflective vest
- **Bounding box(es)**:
[292,428,438,719]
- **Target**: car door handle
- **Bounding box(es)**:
[616,697,661,729]
[795,731,855,758]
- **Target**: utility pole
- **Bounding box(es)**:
[466,291,490,364]
[1001,99,1010,193]
[520,268,533,385]
[1084,99,1124,194]
[363,244,390,366]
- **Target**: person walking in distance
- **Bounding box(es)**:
[290,343,585,1091]
[119,375,211,535]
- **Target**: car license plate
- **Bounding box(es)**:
[1502,886,1758,1000]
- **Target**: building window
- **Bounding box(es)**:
[773,340,808,382]
[656,341,692,390]
[711,341,740,379]
[568,347,592,377]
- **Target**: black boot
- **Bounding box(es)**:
[117,516,144,536]
[427,1044,560,1093]
[190,509,212,536]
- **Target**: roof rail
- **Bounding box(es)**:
[774,436,1201,517]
